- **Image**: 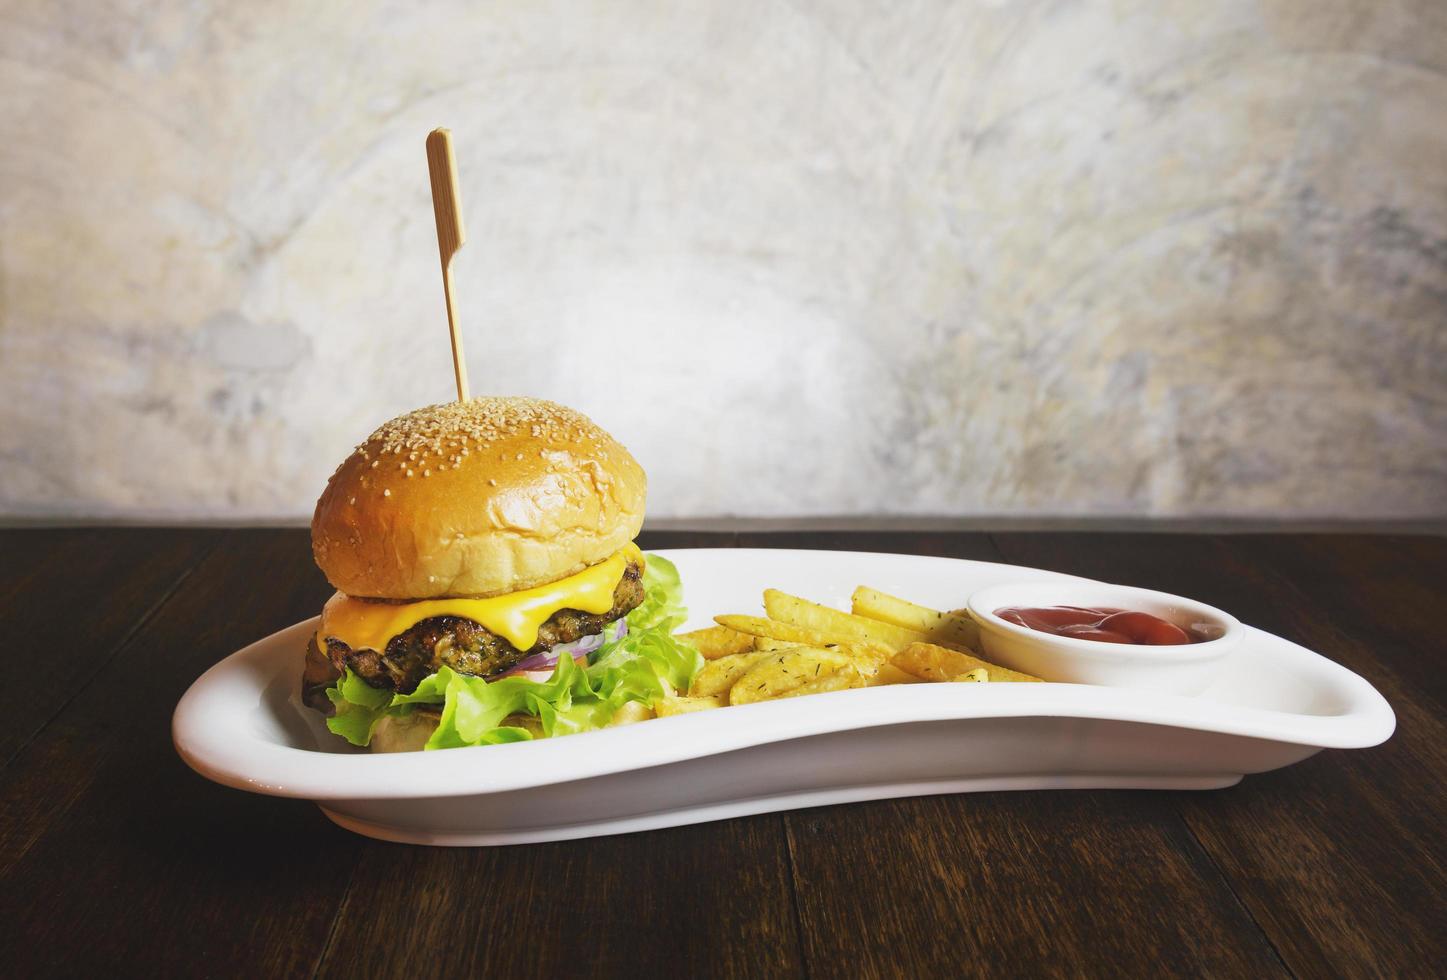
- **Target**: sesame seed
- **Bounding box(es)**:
[356,397,620,469]
[423,469,431,477]
[383,488,391,497]
[406,469,414,477]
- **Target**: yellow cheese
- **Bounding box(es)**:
[318,544,643,654]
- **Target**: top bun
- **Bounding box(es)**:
[312,397,646,599]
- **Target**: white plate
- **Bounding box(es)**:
[172,549,1395,846]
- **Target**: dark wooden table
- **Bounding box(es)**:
[1,528,1442,978]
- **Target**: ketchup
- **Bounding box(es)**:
[994,605,1201,645]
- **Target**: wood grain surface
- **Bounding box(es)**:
[0,528,1441,979]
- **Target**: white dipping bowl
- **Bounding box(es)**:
[966,581,1243,696]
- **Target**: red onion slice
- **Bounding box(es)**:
[494,624,617,679]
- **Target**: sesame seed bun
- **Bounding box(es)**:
[311,397,646,600]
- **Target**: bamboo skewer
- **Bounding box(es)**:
[425,128,470,402]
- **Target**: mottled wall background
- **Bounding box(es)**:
[2,0,1445,521]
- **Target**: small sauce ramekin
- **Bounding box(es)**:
[966,581,1243,696]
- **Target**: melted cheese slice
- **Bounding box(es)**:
[319,543,643,654]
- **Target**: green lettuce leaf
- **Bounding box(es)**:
[322,551,702,750]
[622,552,688,633]
[324,667,401,746]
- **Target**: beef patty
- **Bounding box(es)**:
[303,558,644,712]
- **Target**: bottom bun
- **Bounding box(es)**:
[371,713,439,753]
[368,710,550,752]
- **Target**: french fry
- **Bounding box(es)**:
[610,701,656,726]
[685,588,1035,711]
[868,662,925,686]
[851,586,982,653]
[842,643,888,683]
[715,614,852,648]
[779,663,863,698]
[891,642,1042,684]
[655,694,724,717]
[677,624,756,660]
[718,615,892,671]
[729,647,854,705]
[688,651,767,698]
[763,589,931,651]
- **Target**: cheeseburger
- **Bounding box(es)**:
[303,396,682,752]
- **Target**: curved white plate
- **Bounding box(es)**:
[173,549,1395,846]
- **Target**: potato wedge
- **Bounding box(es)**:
[609,701,656,726]
[655,694,724,717]
[763,589,932,651]
[841,643,888,683]
[778,663,863,698]
[851,586,982,653]
[719,615,889,669]
[867,662,925,686]
[688,651,767,698]
[676,624,757,660]
[729,647,854,705]
[891,642,1042,683]
[715,614,852,648]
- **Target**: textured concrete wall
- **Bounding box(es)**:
[2,1,1444,520]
